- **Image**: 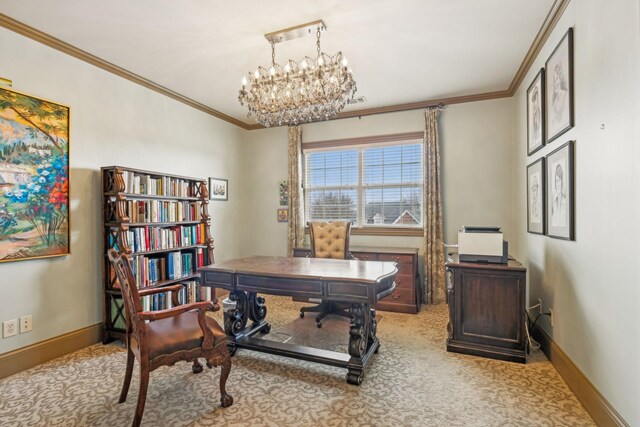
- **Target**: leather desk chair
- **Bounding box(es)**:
[299,221,355,327]
[107,249,233,427]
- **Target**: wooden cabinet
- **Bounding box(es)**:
[101,166,215,343]
[293,246,420,314]
[445,255,527,363]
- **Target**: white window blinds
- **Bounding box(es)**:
[304,140,423,227]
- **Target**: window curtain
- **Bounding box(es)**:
[287,126,305,256]
[423,108,446,304]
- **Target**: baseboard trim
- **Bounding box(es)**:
[0,323,102,379]
[531,324,630,427]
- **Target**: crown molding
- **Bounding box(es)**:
[0,13,252,130]
[0,0,570,131]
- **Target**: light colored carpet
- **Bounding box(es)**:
[0,297,594,426]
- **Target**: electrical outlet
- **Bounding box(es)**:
[3,319,18,338]
[20,315,32,333]
[549,308,554,327]
[537,298,543,315]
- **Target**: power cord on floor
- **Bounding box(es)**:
[524,309,551,353]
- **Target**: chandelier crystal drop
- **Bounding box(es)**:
[238,24,357,127]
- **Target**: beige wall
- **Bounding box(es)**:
[242,98,516,257]
[510,0,640,424]
[0,27,248,354]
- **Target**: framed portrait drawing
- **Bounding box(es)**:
[527,158,545,234]
[277,208,289,222]
[545,141,574,240]
[545,28,574,144]
[527,69,545,155]
[0,86,70,263]
[209,177,228,201]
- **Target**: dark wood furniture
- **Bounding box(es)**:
[199,256,397,385]
[300,221,354,327]
[101,166,215,343]
[107,249,233,427]
[445,254,527,363]
[294,246,420,314]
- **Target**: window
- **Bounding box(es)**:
[304,138,423,228]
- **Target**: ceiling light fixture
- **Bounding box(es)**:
[238,20,357,127]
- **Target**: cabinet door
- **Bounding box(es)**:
[456,270,524,349]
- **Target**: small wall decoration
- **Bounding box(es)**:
[546,141,574,240]
[545,28,574,144]
[527,68,545,155]
[279,179,289,206]
[0,86,70,262]
[209,177,228,201]
[277,208,289,222]
[526,157,545,234]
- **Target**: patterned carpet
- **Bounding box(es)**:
[0,297,594,426]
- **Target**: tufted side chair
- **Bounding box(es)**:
[107,249,233,427]
[300,221,356,327]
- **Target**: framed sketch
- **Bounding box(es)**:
[526,158,545,234]
[527,69,545,155]
[209,177,228,201]
[546,141,574,240]
[0,86,70,263]
[545,28,574,144]
[277,208,289,222]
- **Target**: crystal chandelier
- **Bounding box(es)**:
[238,21,357,127]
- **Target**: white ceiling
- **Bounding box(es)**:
[0,0,554,126]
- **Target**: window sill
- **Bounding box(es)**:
[305,227,423,237]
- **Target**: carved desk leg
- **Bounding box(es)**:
[222,291,248,355]
[248,292,270,334]
[347,303,377,385]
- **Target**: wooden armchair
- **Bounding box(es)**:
[299,221,356,327]
[107,249,233,427]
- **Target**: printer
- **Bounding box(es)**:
[457,226,508,264]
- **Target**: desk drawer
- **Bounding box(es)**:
[379,253,414,265]
[351,252,378,261]
[384,285,414,304]
[393,274,415,293]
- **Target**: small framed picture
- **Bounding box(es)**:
[545,28,574,144]
[527,68,545,155]
[546,141,574,240]
[277,208,289,222]
[209,177,228,201]
[526,157,545,234]
[279,180,289,206]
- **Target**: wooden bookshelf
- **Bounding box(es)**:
[101,166,215,343]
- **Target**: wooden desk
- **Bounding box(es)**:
[445,255,527,363]
[199,256,397,384]
[294,246,420,314]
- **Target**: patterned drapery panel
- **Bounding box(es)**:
[423,108,446,304]
[287,126,305,255]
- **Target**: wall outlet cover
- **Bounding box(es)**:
[20,315,33,333]
[3,319,18,338]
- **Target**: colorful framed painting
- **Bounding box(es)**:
[277,208,289,223]
[546,141,575,240]
[0,86,70,262]
[279,179,289,206]
[526,157,545,234]
[209,177,228,201]
[545,28,574,144]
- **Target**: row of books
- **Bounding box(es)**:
[126,200,201,223]
[122,171,195,197]
[131,249,206,288]
[141,281,212,311]
[126,224,206,253]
